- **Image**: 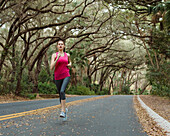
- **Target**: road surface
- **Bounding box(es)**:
[0,95,147,136]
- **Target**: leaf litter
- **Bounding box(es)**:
[133,95,167,136]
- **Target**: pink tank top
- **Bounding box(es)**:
[54,52,70,80]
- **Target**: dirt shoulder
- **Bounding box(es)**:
[139,95,170,122]
[0,94,80,104]
[0,94,30,103]
[133,95,167,135]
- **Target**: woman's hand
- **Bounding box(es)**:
[67,63,71,67]
[50,53,61,70]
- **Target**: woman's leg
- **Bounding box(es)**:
[60,76,70,112]
[55,79,63,103]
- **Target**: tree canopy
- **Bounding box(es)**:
[0,0,169,97]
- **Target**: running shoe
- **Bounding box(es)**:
[60,111,66,118]
[63,108,68,121]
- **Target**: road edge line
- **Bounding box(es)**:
[137,95,170,135]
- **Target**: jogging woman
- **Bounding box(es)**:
[50,40,71,118]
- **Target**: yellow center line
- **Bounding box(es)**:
[0,105,61,119]
[0,95,110,121]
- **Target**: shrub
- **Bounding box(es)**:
[113,91,119,95]
[67,85,95,95]
[96,91,105,95]
[66,85,77,95]
[26,93,37,99]
[102,88,109,94]
[20,78,33,96]
[38,82,57,94]
[91,84,99,93]
[0,80,17,95]
[138,88,149,95]
[151,83,170,97]
[122,85,130,94]
[145,30,169,97]
[96,88,109,95]
[82,76,91,87]
[0,71,33,95]
[76,85,95,95]
[38,69,51,83]
[142,90,150,95]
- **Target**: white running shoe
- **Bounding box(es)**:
[60,111,66,118]
[63,108,68,121]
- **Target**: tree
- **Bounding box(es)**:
[0,0,118,95]
[1,0,168,97]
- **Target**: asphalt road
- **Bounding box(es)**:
[0,96,99,116]
[0,95,147,136]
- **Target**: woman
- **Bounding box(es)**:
[50,40,71,119]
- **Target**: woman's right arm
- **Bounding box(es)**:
[50,53,59,70]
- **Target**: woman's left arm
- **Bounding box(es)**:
[67,53,72,67]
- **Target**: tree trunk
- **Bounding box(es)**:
[15,69,23,95]
[140,82,149,94]
[100,83,104,92]
[71,67,77,86]
[93,70,97,83]
[135,74,139,94]
[135,21,155,67]
[44,53,50,75]
[119,79,123,93]
[87,63,92,89]
[109,76,114,95]
[32,57,43,93]
[88,74,92,90]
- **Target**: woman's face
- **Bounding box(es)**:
[57,41,65,51]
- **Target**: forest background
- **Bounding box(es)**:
[0,0,169,99]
